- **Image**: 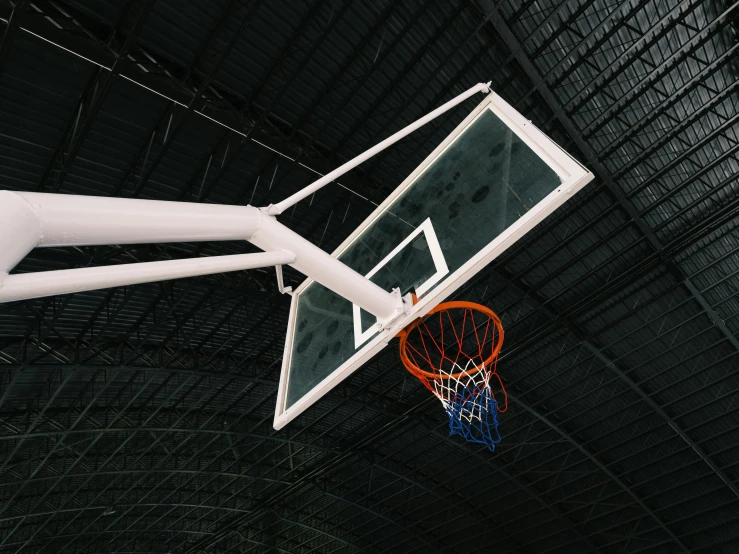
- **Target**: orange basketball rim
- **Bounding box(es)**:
[397,300,507,412]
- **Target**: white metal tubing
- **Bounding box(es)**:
[264,82,492,215]
[249,215,398,320]
[1,191,398,317]
[0,191,42,279]
[0,251,295,303]
[14,192,263,246]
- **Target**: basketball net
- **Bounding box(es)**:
[398,301,506,451]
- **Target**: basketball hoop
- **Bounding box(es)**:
[398,301,507,451]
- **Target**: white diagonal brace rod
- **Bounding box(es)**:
[0,252,295,303]
[263,81,492,215]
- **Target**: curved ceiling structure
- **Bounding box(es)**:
[0,0,738,552]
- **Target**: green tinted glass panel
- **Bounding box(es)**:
[286,108,561,408]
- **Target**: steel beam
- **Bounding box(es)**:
[481,0,739,355]
[0,0,386,215]
[581,5,738,136]
[509,392,688,551]
[0,0,29,77]
[295,0,454,167]
[564,0,703,114]
[127,0,263,197]
[182,0,354,206]
[450,257,739,535]
[177,393,598,554]
[51,378,282,551]
[0,358,597,553]
[35,0,154,194]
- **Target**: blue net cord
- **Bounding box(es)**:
[432,361,503,452]
[444,386,501,452]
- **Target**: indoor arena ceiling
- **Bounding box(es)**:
[0,0,738,552]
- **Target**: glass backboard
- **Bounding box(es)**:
[274,91,593,429]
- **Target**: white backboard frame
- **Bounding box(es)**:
[274,91,594,430]
[352,217,448,348]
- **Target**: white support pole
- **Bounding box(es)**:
[248,215,399,320]
[0,191,42,277]
[0,192,400,319]
[0,252,295,303]
[264,82,492,216]
[13,191,263,246]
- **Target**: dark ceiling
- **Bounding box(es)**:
[1,0,739,552]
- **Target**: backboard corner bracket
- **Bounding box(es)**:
[375,289,414,331]
[275,264,293,295]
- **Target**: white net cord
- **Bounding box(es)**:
[431,359,502,451]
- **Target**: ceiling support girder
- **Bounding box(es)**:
[474,5,738,550]
[477,2,739,353]
[47,376,259,553]
[35,0,154,194]
[0,367,189,549]
[0,0,29,77]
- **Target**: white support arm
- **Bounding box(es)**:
[249,214,399,320]
[264,82,492,215]
[0,252,295,303]
[13,191,262,246]
[0,191,400,319]
[0,191,41,275]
